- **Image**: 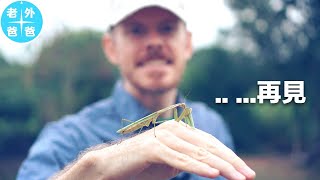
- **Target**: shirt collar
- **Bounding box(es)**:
[111,80,186,122]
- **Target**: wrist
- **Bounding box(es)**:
[58,151,105,180]
[79,151,105,179]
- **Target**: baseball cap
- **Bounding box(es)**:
[107,0,187,29]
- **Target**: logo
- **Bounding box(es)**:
[1,1,43,43]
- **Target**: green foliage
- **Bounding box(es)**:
[180,43,317,153]
[32,30,117,121]
[181,47,268,152]
[0,55,38,155]
[224,0,320,154]
[1,2,319,157]
[0,30,118,156]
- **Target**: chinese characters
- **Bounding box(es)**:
[215,81,306,104]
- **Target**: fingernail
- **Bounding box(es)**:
[231,171,245,180]
[240,166,256,177]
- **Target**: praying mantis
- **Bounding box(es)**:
[117,103,194,135]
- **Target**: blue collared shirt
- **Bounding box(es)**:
[17,81,234,180]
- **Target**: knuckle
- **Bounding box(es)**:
[168,120,179,128]
[156,129,171,138]
[158,120,179,132]
[194,147,210,161]
[205,143,220,154]
[158,120,174,129]
[176,154,192,167]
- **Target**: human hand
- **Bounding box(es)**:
[91,120,256,180]
[56,120,255,180]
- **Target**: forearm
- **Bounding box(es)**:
[50,147,107,180]
[50,139,147,180]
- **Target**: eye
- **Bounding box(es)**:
[158,22,176,34]
[129,24,146,36]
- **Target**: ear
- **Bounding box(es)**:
[184,31,193,61]
[102,33,118,65]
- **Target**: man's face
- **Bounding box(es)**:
[103,7,192,94]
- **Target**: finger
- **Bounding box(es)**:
[159,130,247,180]
[159,120,256,179]
[194,128,256,179]
[144,131,220,179]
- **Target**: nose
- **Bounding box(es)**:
[146,31,164,52]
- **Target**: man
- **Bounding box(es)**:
[17,0,256,180]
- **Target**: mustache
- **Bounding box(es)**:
[139,48,170,63]
[143,52,167,61]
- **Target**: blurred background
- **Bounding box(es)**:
[0,0,319,179]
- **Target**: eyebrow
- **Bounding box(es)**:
[123,21,144,28]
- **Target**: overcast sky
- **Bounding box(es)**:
[0,0,235,64]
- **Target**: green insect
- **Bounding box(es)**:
[117,103,194,135]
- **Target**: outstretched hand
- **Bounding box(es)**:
[54,120,256,180]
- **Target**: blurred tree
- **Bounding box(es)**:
[181,47,267,153]
[0,53,37,156]
[224,0,320,154]
[31,29,117,122]
[0,30,118,157]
